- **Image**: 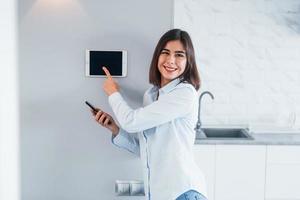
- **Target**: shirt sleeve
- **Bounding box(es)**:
[111,128,140,157]
[108,86,197,133]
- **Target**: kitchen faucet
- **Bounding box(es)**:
[194,91,214,139]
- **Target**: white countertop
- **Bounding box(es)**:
[195,133,300,145]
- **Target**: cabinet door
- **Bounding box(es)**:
[193,145,216,200]
[214,145,266,200]
[265,145,300,199]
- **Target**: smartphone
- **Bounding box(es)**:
[85,101,112,125]
[85,101,97,112]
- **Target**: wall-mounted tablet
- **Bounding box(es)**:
[86,50,127,77]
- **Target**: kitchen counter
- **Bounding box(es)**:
[195,133,300,145]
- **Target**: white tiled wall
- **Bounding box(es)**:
[174,0,300,132]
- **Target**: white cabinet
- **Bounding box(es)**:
[193,145,216,200]
[214,145,266,200]
[265,146,300,200]
[193,144,300,200]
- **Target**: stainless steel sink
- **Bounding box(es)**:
[197,128,253,140]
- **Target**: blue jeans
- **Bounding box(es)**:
[176,190,207,200]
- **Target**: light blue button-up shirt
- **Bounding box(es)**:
[108,78,207,200]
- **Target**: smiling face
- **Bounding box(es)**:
[157,40,187,88]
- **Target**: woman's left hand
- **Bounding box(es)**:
[102,66,120,96]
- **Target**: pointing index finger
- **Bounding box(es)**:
[102,66,112,79]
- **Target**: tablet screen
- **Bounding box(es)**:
[89,51,123,76]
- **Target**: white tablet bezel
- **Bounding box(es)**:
[85,49,127,77]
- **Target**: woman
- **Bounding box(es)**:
[91,29,208,200]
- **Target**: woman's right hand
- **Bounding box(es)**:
[91,108,119,136]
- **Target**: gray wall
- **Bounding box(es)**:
[19,1,173,199]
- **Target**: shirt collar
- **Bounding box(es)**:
[158,77,182,94]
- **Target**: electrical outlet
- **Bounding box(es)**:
[115,180,130,196]
[115,180,145,196]
[129,180,144,196]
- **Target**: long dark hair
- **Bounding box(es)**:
[149,29,200,91]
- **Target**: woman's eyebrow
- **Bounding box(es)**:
[175,50,186,54]
[162,49,186,54]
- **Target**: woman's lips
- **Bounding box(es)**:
[164,66,177,72]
